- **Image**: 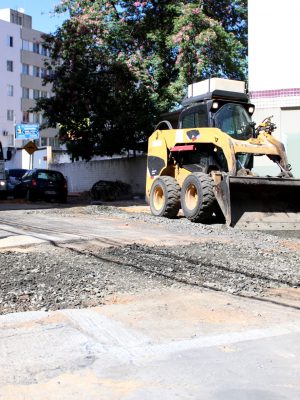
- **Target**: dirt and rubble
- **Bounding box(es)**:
[0,202,300,315]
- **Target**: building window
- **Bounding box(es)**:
[33,90,40,100]
[41,45,48,56]
[49,137,60,148]
[8,135,14,145]
[7,36,13,47]
[41,114,48,124]
[22,64,30,75]
[33,42,40,54]
[41,68,48,78]
[48,69,55,79]
[41,137,47,146]
[7,110,14,121]
[33,66,40,77]
[22,40,30,51]
[41,91,48,98]
[7,60,13,72]
[32,113,40,124]
[7,85,14,96]
[12,13,22,25]
[22,87,30,99]
[22,111,30,123]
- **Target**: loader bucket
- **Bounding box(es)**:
[214,175,300,229]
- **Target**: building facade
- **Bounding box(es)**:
[248,0,300,177]
[0,8,59,160]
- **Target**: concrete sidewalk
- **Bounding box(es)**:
[1,288,300,400]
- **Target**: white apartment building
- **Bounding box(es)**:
[0,8,59,159]
[248,0,300,177]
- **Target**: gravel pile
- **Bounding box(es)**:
[1,204,300,315]
[102,242,300,296]
[0,246,174,315]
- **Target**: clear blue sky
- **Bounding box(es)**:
[0,0,68,33]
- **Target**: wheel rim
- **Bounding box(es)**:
[185,183,198,210]
[153,186,164,211]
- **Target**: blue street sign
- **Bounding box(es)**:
[15,124,40,140]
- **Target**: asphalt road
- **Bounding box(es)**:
[0,199,299,399]
[1,290,300,400]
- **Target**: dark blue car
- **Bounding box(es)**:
[17,169,68,203]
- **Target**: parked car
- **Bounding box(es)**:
[6,169,28,197]
[17,169,68,203]
[0,169,28,199]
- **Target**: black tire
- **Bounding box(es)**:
[149,176,180,218]
[181,172,216,222]
[26,189,36,202]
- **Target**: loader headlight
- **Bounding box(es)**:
[0,180,5,186]
[248,105,255,115]
[212,101,219,110]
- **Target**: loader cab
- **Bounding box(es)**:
[177,83,256,173]
[213,102,254,140]
[179,103,209,129]
[179,94,255,141]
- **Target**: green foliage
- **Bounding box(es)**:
[36,0,247,160]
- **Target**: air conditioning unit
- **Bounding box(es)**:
[2,130,8,136]
[188,78,246,98]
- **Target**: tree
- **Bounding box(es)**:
[37,0,247,160]
[203,0,247,53]
[37,21,155,160]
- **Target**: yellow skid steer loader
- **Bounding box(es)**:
[146,78,300,229]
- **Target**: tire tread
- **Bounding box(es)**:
[150,176,180,218]
[182,172,216,222]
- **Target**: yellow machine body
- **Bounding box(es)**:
[146,126,300,229]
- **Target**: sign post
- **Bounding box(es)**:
[23,141,38,169]
[16,124,40,169]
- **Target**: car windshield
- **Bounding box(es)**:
[214,103,253,140]
[37,171,63,182]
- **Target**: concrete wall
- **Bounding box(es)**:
[281,109,300,178]
[50,156,147,195]
[250,106,300,179]
[5,146,52,170]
